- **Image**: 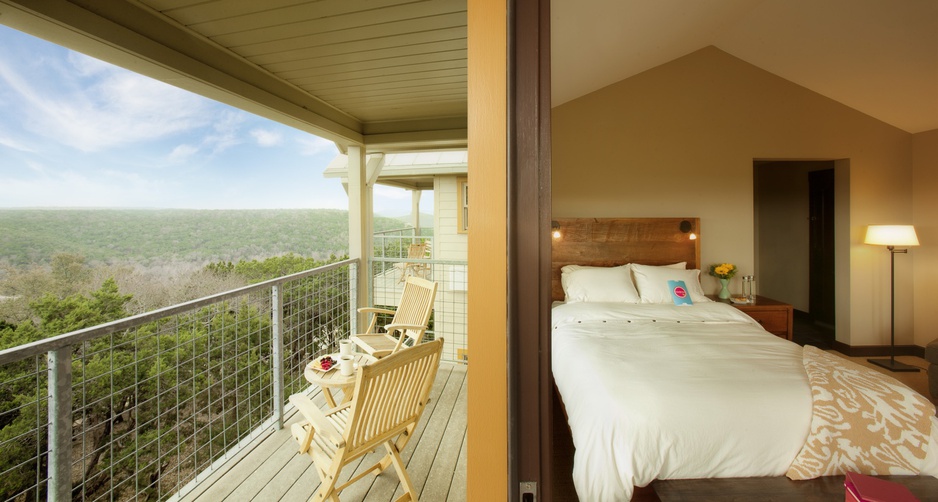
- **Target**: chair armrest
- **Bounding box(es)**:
[358,307,396,315]
[288,394,346,447]
[383,323,427,334]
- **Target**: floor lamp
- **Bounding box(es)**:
[864,225,920,372]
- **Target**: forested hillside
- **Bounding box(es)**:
[0,254,352,500]
[0,208,405,266]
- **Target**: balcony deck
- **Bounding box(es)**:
[179,362,467,502]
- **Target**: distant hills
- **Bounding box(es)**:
[0,208,408,267]
[387,212,434,230]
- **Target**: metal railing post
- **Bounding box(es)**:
[47,347,72,501]
[271,284,284,430]
[350,261,360,335]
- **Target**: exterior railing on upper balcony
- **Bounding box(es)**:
[0,259,357,502]
[370,229,469,362]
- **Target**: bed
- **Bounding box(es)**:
[550,218,938,501]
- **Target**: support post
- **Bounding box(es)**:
[347,145,372,332]
[271,284,284,429]
[411,190,421,236]
[48,347,72,502]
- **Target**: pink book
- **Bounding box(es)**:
[844,472,919,502]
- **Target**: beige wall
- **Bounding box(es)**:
[913,129,938,347]
[552,46,916,347]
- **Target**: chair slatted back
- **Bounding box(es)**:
[343,339,443,456]
[391,276,437,344]
[406,242,427,260]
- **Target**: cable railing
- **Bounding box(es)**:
[0,259,357,502]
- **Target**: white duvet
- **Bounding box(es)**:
[551,301,938,501]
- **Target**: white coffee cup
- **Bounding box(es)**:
[339,340,352,357]
[340,355,354,376]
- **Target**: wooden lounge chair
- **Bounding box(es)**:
[351,276,437,358]
[396,241,429,283]
[289,338,444,502]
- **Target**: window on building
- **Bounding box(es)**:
[457,177,468,234]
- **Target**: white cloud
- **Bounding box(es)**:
[250,128,282,147]
[0,29,351,210]
[0,168,166,207]
[203,111,244,154]
[24,160,46,175]
[169,144,198,163]
[296,135,337,156]
[67,51,113,77]
[0,133,34,152]
[374,185,412,200]
[0,51,213,153]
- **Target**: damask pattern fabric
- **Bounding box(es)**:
[786,346,936,479]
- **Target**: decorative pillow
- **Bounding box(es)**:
[631,264,711,304]
[560,264,640,303]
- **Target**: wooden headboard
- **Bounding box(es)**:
[551,218,701,302]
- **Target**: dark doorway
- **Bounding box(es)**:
[808,169,836,330]
[754,161,836,348]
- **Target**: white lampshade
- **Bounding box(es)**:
[864,225,919,247]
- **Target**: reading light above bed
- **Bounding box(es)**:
[679,220,697,240]
[551,220,562,239]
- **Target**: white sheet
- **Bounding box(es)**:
[552,302,814,501]
[552,301,938,501]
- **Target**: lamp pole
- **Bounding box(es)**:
[867,245,918,372]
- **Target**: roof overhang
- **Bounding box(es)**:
[324,150,467,190]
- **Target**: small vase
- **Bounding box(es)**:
[718,278,731,299]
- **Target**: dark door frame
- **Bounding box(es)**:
[508,0,553,500]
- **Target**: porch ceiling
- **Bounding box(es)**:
[0,0,468,153]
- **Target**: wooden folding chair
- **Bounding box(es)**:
[351,276,437,358]
[395,241,429,283]
[289,339,444,502]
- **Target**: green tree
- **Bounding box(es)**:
[50,253,91,296]
[1,254,353,500]
[0,278,131,500]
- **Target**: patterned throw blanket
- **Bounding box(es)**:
[786,346,936,479]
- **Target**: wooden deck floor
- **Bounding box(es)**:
[179,362,467,502]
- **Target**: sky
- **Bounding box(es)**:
[0,25,423,216]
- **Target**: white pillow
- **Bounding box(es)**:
[560,264,640,303]
[561,264,626,293]
[630,263,711,304]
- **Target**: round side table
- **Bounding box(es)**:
[304,353,372,407]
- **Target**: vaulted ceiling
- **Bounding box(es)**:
[0,0,935,153]
[552,0,938,134]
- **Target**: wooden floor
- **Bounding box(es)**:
[178,362,467,502]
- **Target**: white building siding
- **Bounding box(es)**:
[434,176,466,261]
[433,176,468,361]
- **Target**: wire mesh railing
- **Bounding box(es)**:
[372,228,432,278]
[370,257,467,363]
[0,259,357,502]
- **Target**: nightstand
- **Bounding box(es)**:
[709,295,793,340]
